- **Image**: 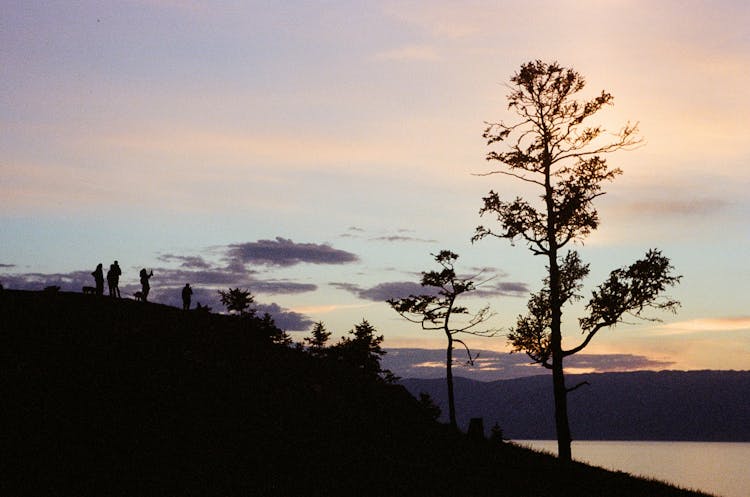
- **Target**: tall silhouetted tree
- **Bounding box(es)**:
[388,250,497,429]
[218,287,255,316]
[305,321,331,357]
[474,60,681,462]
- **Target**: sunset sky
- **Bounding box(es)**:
[2,0,748,378]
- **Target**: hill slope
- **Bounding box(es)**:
[401,371,750,440]
[1,290,714,496]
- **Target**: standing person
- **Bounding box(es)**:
[112,260,122,298]
[107,264,116,297]
[181,283,193,311]
[92,263,104,296]
[139,268,153,302]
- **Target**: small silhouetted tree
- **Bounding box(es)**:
[257,312,293,346]
[218,289,293,345]
[304,321,331,357]
[388,250,497,429]
[490,422,505,445]
[333,319,396,383]
[417,392,441,422]
[474,60,681,462]
[218,287,255,316]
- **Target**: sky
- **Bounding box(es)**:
[2,0,749,379]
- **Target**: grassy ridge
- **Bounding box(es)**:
[0,290,714,496]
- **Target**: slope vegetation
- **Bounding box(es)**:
[1,290,713,496]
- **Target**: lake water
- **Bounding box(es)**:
[514,440,750,497]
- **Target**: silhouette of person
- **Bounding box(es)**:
[181,283,193,310]
[139,268,153,302]
[92,263,104,296]
[106,264,116,297]
[112,260,122,298]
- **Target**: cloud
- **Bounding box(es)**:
[157,254,212,269]
[339,226,366,238]
[148,254,319,298]
[327,281,360,294]
[0,263,16,268]
[148,267,316,296]
[375,44,440,61]
[255,303,314,332]
[0,270,93,291]
[143,266,253,288]
[227,238,359,267]
[564,354,674,373]
[155,243,328,293]
[250,280,318,295]
[383,348,675,381]
[472,281,529,298]
[339,227,437,243]
[331,281,436,302]
[369,235,438,243]
[659,317,750,334]
[332,277,528,302]
[360,282,432,301]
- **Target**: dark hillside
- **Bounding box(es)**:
[1,290,713,496]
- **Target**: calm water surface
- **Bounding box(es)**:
[515,440,750,497]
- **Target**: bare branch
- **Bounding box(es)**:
[472,169,546,186]
[452,338,478,366]
[563,322,605,357]
[567,381,590,393]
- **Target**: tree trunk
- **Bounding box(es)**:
[552,352,572,462]
[549,255,572,462]
[548,235,573,462]
[544,140,573,463]
[445,336,457,429]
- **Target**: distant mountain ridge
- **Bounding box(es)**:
[400,370,750,441]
